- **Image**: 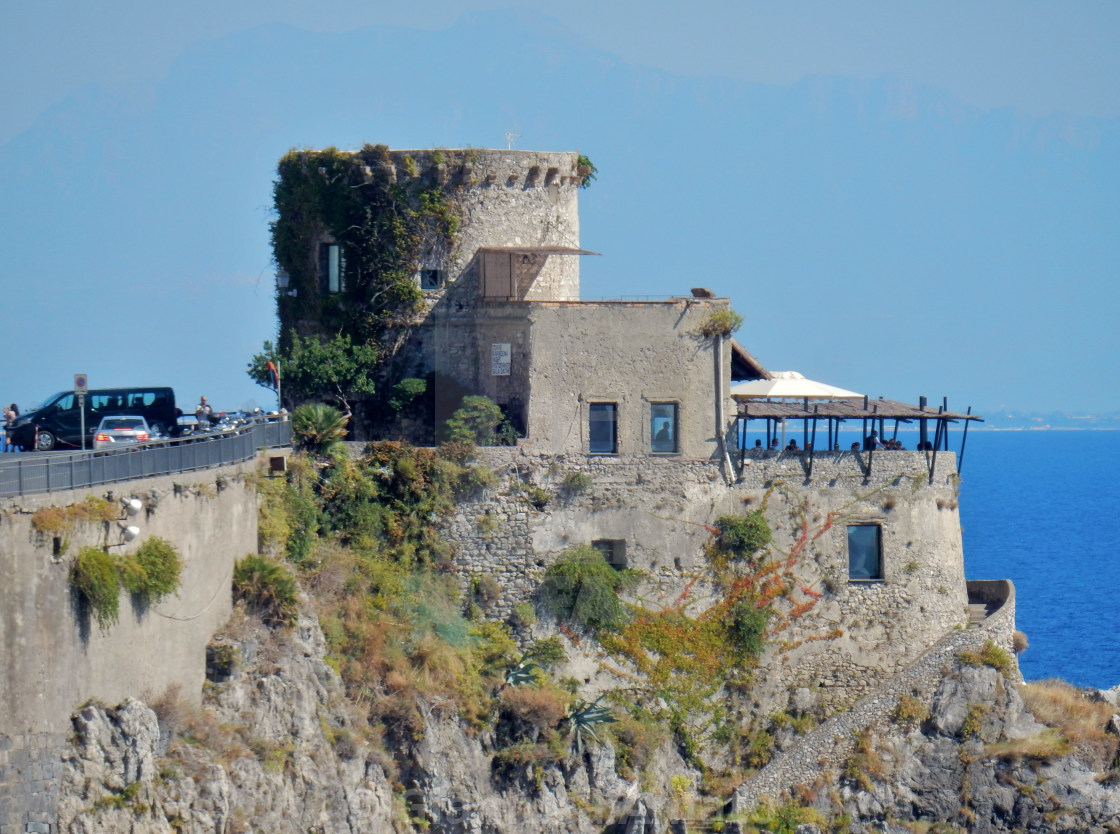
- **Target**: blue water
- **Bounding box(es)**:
[959,430,1120,689]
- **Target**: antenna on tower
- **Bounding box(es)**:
[505,130,521,150]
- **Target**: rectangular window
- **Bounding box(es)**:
[589,403,617,454]
[592,539,628,570]
[650,403,678,454]
[319,243,344,294]
[420,269,444,289]
[848,524,883,580]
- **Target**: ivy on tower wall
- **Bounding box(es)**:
[250,144,461,411]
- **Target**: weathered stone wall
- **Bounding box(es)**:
[385,149,583,431]
[0,461,259,833]
[446,447,969,714]
[404,149,583,303]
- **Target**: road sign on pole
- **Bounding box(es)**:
[75,374,88,450]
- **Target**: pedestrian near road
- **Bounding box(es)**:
[196,395,213,426]
[3,404,18,452]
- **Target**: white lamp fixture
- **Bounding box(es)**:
[121,497,142,516]
[118,521,140,543]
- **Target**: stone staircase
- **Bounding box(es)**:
[967,602,990,627]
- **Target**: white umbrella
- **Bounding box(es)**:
[731,371,863,400]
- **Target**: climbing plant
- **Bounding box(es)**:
[250,145,462,409]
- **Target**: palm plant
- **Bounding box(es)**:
[564,696,617,754]
[504,656,543,687]
[291,403,348,456]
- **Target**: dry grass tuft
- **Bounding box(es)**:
[984,728,1072,762]
[1021,679,1118,770]
[498,685,568,733]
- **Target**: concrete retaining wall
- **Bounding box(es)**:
[0,460,260,832]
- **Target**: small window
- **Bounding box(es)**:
[319,243,344,294]
[420,269,444,290]
[589,403,617,454]
[592,539,628,570]
[848,524,883,580]
[650,403,678,454]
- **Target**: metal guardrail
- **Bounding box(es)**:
[0,420,291,498]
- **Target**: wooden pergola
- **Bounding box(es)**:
[734,395,983,481]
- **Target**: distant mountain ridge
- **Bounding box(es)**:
[0,11,1116,414]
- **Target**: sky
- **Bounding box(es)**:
[2,1,1118,415]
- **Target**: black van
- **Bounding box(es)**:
[9,387,177,452]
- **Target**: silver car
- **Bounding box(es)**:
[93,415,152,451]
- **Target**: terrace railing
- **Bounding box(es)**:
[0,420,291,499]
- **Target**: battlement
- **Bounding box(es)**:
[382,148,587,190]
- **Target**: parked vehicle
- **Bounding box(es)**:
[92,416,152,451]
[8,387,176,451]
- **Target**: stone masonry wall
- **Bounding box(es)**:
[445,447,970,715]
[0,461,259,833]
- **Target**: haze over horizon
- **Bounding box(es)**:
[2,3,1117,416]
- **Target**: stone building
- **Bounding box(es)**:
[275,144,1005,714]
[273,146,766,456]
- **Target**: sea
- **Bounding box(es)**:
[957,429,1120,691]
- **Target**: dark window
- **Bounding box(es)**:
[848,525,883,580]
[319,243,344,294]
[651,403,678,454]
[589,403,617,454]
[420,269,444,290]
[592,539,628,570]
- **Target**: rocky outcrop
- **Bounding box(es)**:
[738,658,1120,833]
[54,607,673,834]
[56,609,397,833]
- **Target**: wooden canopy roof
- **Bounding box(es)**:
[736,397,982,423]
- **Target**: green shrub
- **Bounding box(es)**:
[958,639,1013,674]
[120,537,182,604]
[577,153,597,189]
[698,308,743,337]
[728,600,771,657]
[233,555,298,627]
[70,546,120,630]
[472,573,502,609]
[715,511,772,560]
[510,602,538,629]
[523,486,552,510]
[891,694,929,728]
[291,403,349,455]
[444,395,511,446]
[559,471,592,494]
[960,703,989,740]
[389,377,427,413]
[527,635,567,668]
[539,544,640,632]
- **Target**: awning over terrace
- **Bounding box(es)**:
[735,395,983,481]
